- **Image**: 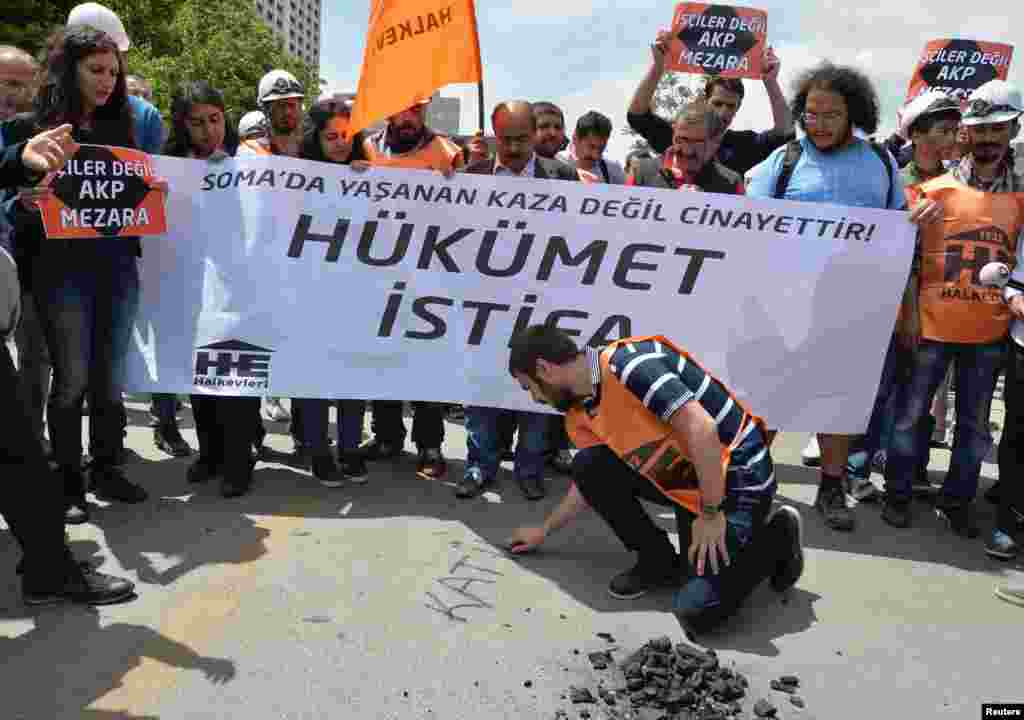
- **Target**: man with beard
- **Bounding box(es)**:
[240,69,304,158]
[531,101,569,162]
[885,80,1024,541]
[627,97,742,193]
[747,62,942,533]
[358,98,464,481]
[505,325,803,635]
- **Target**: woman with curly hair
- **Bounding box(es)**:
[2,26,156,523]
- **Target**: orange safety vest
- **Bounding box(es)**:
[362,131,464,172]
[908,175,1024,343]
[565,336,764,514]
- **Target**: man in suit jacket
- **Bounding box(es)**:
[457,101,579,502]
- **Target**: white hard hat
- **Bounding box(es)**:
[962,80,1023,126]
[258,70,304,106]
[66,3,130,52]
[898,90,961,139]
[238,110,267,138]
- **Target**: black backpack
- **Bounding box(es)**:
[772,139,895,207]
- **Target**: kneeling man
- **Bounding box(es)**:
[506,326,803,632]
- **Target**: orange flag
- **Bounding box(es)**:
[349,0,483,135]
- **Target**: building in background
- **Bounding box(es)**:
[426,93,461,136]
[253,0,321,74]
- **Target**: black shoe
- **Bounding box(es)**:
[881,496,911,528]
[416,447,447,480]
[985,481,1003,505]
[358,436,404,461]
[91,465,148,503]
[935,498,980,538]
[312,453,342,488]
[911,467,936,497]
[153,424,193,457]
[220,458,255,498]
[608,554,681,599]
[516,475,546,501]
[814,478,855,531]
[767,505,804,592]
[23,563,136,606]
[341,454,369,484]
[187,457,219,484]
[455,466,491,499]
[61,466,90,525]
[985,529,1020,560]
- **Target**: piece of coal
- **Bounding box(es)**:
[770,680,795,694]
[645,686,660,697]
[708,679,729,699]
[644,666,670,678]
[596,632,615,642]
[588,651,612,670]
[630,691,647,706]
[569,687,596,704]
[598,688,617,706]
[650,636,673,652]
[753,698,778,717]
[725,680,746,700]
[579,712,591,720]
[627,677,644,691]
[779,675,800,687]
[524,681,533,688]
[790,695,806,708]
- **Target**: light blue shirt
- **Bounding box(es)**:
[128,94,165,154]
[747,136,906,210]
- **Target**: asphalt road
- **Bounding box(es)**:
[1,398,1021,719]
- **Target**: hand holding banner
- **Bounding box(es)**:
[668,3,767,79]
[906,39,1013,103]
[38,144,167,239]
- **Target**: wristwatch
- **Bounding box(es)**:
[702,501,723,517]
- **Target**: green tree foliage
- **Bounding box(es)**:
[622,72,696,153]
[2,0,318,124]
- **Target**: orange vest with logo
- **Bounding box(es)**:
[908,175,1024,343]
[565,336,763,514]
[363,133,463,172]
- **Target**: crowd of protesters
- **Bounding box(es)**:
[0,2,1022,614]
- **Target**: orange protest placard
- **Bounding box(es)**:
[349,0,483,136]
[906,39,1013,104]
[668,3,767,79]
[39,144,167,240]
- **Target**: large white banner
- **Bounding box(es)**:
[127,154,915,433]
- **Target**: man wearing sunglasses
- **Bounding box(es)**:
[888,80,1024,548]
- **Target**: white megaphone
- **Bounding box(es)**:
[979,262,1024,292]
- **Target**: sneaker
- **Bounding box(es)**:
[767,505,804,592]
[801,436,821,467]
[848,476,881,502]
[263,397,291,422]
[416,447,447,480]
[608,555,681,600]
[358,436,403,461]
[549,449,574,475]
[455,466,491,499]
[91,465,148,503]
[935,498,980,538]
[313,454,343,488]
[23,563,136,606]
[61,466,90,525]
[341,454,369,484]
[994,583,1024,608]
[814,479,855,531]
[984,529,1019,560]
[153,424,193,457]
[881,496,911,528]
[187,457,219,484]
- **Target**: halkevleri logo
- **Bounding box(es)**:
[193,339,274,391]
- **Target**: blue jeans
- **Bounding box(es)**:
[465,406,547,481]
[297,399,366,455]
[34,250,140,468]
[884,339,1003,502]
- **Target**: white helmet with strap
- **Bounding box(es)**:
[258,70,304,108]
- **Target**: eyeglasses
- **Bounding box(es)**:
[802,111,845,126]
